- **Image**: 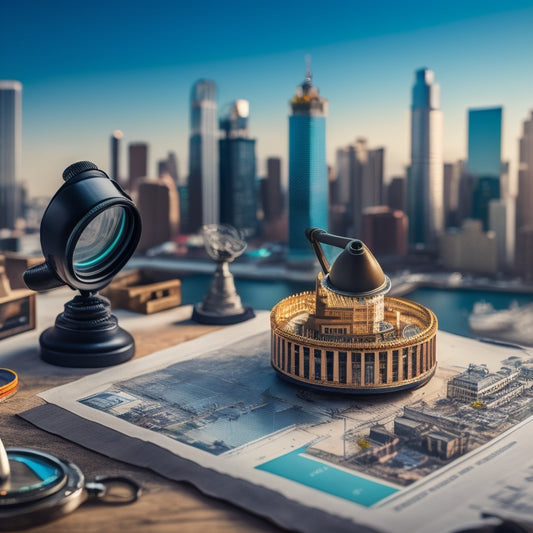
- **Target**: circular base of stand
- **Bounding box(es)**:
[191,306,255,325]
[39,292,135,368]
[40,326,135,367]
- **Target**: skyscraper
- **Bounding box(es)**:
[468,106,502,228]
[110,130,123,182]
[387,176,406,213]
[443,161,462,228]
[166,151,179,185]
[261,157,283,222]
[188,79,218,233]
[488,198,515,272]
[288,65,328,255]
[515,225,533,281]
[334,138,384,238]
[407,68,443,250]
[0,81,22,230]
[362,206,408,257]
[137,175,180,253]
[219,100,257,236]
[128,142,148,193]
[517,111,533,231]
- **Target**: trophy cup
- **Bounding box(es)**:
[192,224,255,325]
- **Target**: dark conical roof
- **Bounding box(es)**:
[325,240,391,296]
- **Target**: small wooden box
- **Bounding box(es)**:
[0,258,37,340]
[103,269,182,314]
[3,253,44,290]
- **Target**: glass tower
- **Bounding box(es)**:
[468,107,502,229]
[109,130,123,182]
[288,67,328,255]
[219,100,257,236]
[188,79,218,233]
[0,81,22,230]
[407,68,443,250]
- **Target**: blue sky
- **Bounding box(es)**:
[3,0,533,197]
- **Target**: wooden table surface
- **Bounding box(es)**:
[0,289,285,533]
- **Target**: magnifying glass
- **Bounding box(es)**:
[0,440,141,530]
[23,161,142,367]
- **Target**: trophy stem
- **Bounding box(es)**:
[192,260,254,325]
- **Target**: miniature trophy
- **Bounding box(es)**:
[192,224,255,325]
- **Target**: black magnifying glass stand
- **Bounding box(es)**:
[39,291,134,368]
[23,160,142,368]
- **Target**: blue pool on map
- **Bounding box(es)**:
[256,447,399,506]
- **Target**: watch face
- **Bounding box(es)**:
[0,450,67,506]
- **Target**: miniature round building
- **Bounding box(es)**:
[270,230,438,393]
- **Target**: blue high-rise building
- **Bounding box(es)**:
[188,79,218,233]
[219,100,257,236]
[288,66,328,255]
[468,106,502,229]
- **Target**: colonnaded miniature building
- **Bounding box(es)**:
[270,228,438,393]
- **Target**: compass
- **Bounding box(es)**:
[0,439,141,530]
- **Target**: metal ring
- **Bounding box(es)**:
[88,476,142,505]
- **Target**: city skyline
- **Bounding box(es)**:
[2,2,533,198]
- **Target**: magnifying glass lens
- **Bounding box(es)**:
[73,206,127,274]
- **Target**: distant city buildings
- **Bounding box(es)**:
[157,151,180,186]
[443,161,462,228]
[517,111,533,231]
[439,219,498,274]
[128,142,148,194]
[515,225,533,281]
[334,138,384,238]
[166,151,179,185]
[387,176,406,213]
[288,65,328,256]
[362,206,408,257]
[157,151,185,231]
[468,107,503,229]
[188,79,218,233]
[136,175,180,252]
[217,100,257,236]
[260,157,287,242]
[261,157,283,222]
[407,68,444,250]
[488,198,515,272]
[11,63,533,279]
[0,81,22,230]
[110,130,123,182]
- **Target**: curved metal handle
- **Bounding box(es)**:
[85,476,142,505]
[305,227,354,276]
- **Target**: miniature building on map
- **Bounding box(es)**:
[447,364,524,407]
[270,228,438,393]
[423,431,468,460]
